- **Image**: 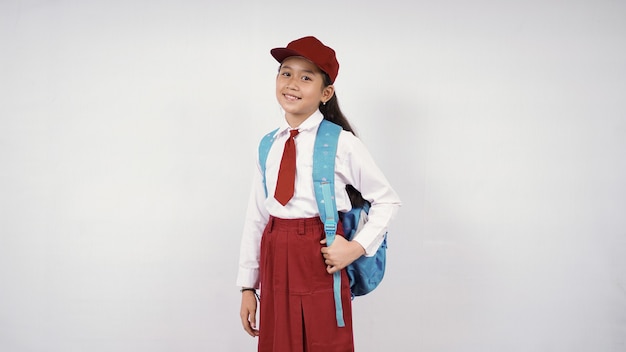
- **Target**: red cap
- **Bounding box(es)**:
[271,36,339,83]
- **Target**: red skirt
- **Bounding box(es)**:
[258,216,354,352]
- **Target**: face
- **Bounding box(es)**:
[275,56,334,126]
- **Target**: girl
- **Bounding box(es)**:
[237,36,401,352]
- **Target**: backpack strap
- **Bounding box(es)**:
[258,120,346,327]
[312,119,345,327]
[258,128,279,197]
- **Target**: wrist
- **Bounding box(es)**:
[241,287,260,301]
[351,240,365,256]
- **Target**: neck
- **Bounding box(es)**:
[285,111,314,128]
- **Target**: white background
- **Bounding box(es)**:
[1,0,625,351]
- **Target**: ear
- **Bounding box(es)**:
[321,85,335,104]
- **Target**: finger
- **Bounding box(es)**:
[320,239,327,245]
[327,265,337,274]
[250,311,257,330]
[244,320,260,337]
[245,324,254,337]
[241,314,254,337]
[247,321,259,337]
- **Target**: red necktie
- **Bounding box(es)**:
[274,129,300,206]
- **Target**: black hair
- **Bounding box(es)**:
[318,73,356,135]
[318,72,368,208]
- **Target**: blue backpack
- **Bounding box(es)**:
[258,119,387,327]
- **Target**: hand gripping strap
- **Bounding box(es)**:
[312,120,345,327]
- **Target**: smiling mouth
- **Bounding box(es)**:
[283,94,301,101]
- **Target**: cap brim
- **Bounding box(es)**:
[271,47,307,63]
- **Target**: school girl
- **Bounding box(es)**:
[237,36,401,352]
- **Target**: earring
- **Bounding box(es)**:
[322,101,326,106]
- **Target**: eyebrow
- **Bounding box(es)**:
[280,65,318,75]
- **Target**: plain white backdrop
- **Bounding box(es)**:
[1,0,625,351]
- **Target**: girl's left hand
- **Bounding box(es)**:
[320,236,365,274]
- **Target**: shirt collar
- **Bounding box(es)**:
[273,110,324,138]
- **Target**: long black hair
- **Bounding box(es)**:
[318,73,355,135]
[318,72,368,208]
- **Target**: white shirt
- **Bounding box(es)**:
[236,111,401,289]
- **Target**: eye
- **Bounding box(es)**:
[281,71,291,77]
[302,75,311,81]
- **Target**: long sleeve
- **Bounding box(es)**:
[235,162,269,289]
[335,132,401,256]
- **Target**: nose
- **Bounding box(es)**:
[285,75,298,90]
